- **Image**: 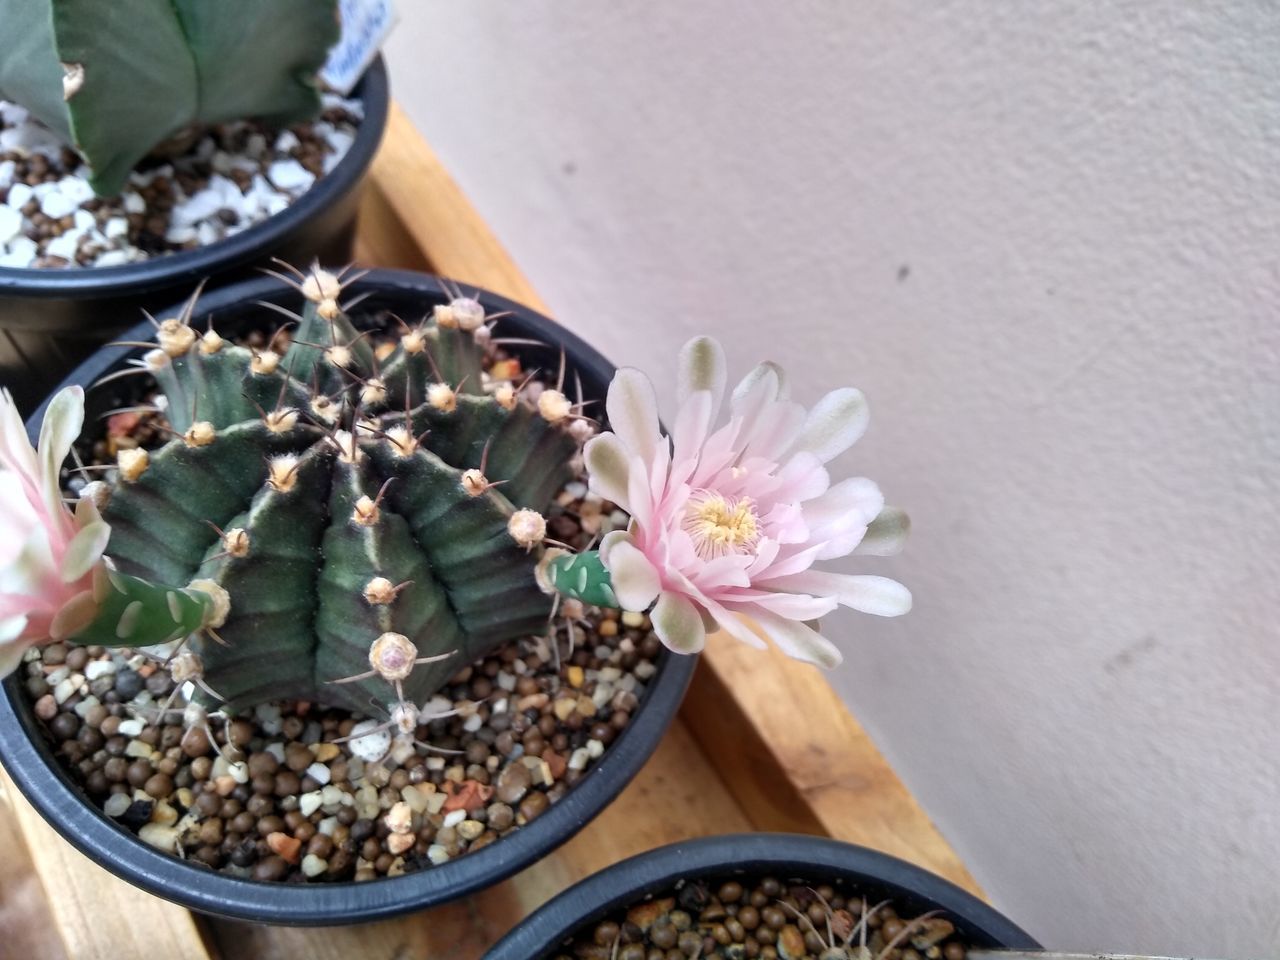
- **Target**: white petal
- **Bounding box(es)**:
[61,520,110,583]
[805,477,884,529]
[853,507,911,556]
[732,361,788,405]
[598,529,633,565]
[650,591,706,654]
[702,600,768,649]
[0,388,38,478]
[606,539,661,611]
[763,571,912,617]
[0,635,28,677]
[38,386,84,524]
[606,368,661,468]
[753,611,842,668]
[0,615,28,645]
[677,337,726,424]
[734,591,839,620]
[797,388,869,463]
[583,433,632,509]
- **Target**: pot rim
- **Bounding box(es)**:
[483,833,1041,959]
[0,268,698,925]
[0,57,390,299]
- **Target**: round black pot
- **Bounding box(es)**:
[485,834,1040,959]
[0,268,698,925]
[0,58,390,415]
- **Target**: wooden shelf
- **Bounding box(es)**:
[0,103,975,960]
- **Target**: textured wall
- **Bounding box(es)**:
[384,3,1280,953]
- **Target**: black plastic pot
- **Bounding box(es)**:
[0,268,698,925]
[0,58,390,414]
[485,834,1040,959]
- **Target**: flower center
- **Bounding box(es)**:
[683,491,761,559]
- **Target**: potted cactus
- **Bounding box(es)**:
[0,266,912,922]
[484,834,1039,959]
[0,0,390,412]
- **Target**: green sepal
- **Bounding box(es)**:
[542,550,620,609]
[70,569,215,648]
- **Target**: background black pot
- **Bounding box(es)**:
[0,58,390,415]
[485,833,1040,959]
[0,268,698,925]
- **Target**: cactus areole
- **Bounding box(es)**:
[75,265,589,717]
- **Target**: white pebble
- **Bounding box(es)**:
[299,791,324,817]
[463,713,483,733]
[138,823,179,852]
[496,672,516,692]
[5,181,32,210]
[634,660,657,679]
[267,158,313,193]
[317,816,338,836]
[228,761,249,784]
[389,738,416,766]
[427,844,450,865]
[164,225,196,244]
[103,793,132,818]
[0,236,37,268]
[40,189,79,220]
[44,231,81,261]
[84,660,117,681]
[0,204,20,243]
[568,748,590,771]
[305,761,332,785]
[0,159,15,189]
[125,739,153,759]
[171,187,224,227]
[442,808,466,828]
[320,784,345,807]
[265,741,287,763]
[301,854,328,878]
[73,208,95,231]
[587,738,605,759]
[117,717,145,737]
[122,191,146,214]
[275,130,300,152]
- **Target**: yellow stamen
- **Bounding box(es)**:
[682,492,760,559]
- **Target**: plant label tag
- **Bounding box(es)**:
[322,0,398,95]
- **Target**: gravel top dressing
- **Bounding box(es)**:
[0,94,361,270]
[556,875,975,960]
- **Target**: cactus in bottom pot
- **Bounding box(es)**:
[37,265,584,720]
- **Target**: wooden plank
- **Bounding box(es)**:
[359,103,981,895]
[0,771,71,960]
[0,766,217,960]
[205,721,751,960]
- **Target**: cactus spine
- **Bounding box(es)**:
[74,266,583,719]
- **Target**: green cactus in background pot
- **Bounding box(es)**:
[0,0,339,196]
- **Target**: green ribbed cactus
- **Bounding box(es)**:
[71,266,583,718]
[0,0,339,195]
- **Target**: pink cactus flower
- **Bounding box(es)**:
[0,387,110,677]
[584,337,911,667]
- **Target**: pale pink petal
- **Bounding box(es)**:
[606,368,661,468]
[721,590,839,621]
[0,614,28,644]
[796,387,869,463]
[676,337,726,425]
[650,591,706,654]
[751,541,826,580]
[606,539,662,611]
[597,529,633,565]
[61,520,110,584]
[37,386,84,546]
[740,400,806,463]
[672,391,714,463]
[753,611,842,668]
[583,433,632,510]
[700,599,767,649]
[731,361,787,407]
